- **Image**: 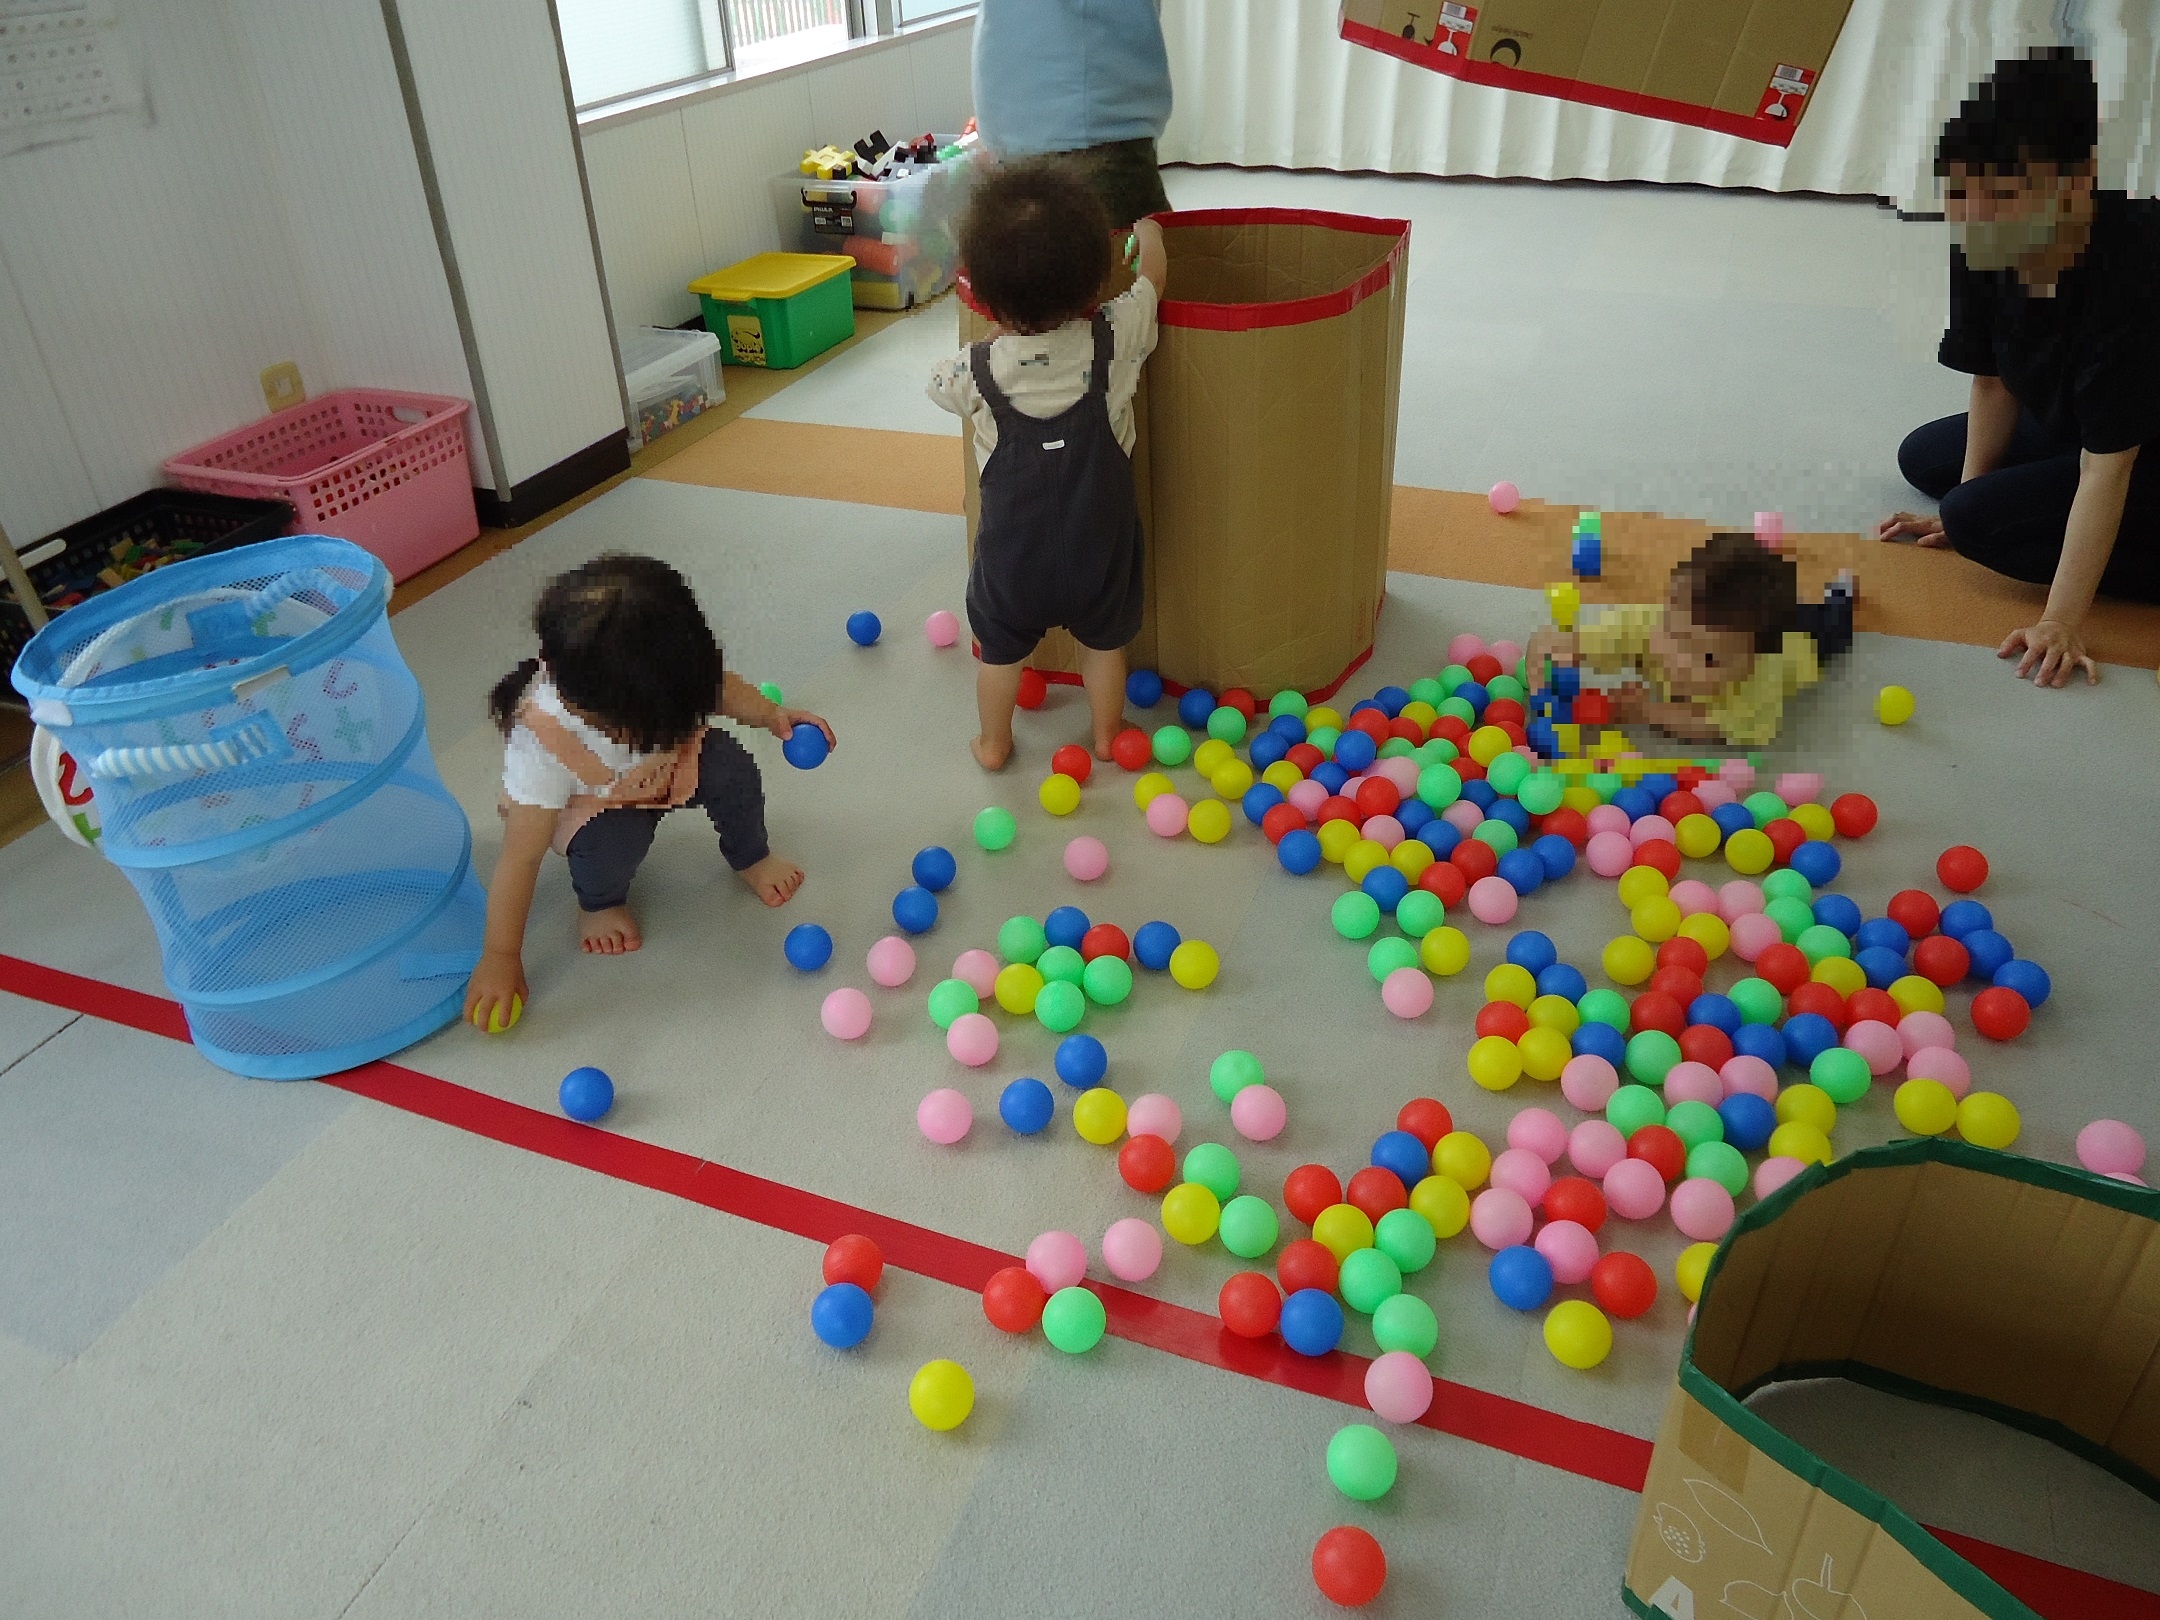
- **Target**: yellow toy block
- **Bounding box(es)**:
[1591,731,1628,759]
[800,145,856,179]
[1544,582,1581,631]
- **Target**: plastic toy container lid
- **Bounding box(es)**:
[618,326,721,397]
[689,253,855,304]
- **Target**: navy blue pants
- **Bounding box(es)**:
[564,729,769,911]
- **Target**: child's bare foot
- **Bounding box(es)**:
[1093,735,1119,762]
[971,735,1012,771]
[580,906,642,955]
[738,852,805,907]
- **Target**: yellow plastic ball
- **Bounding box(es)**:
[1188,799,1233,844]
[1073,1087,1128,1145]
[1957,1091,2022,1150]
[1527,994,1581,1035]
[1038,772,1082,815]
[1518,1026,1573,1082]
[1468,725,1513,766]
[1631,896,1682,944]
[1192,738,1234,777]
[1434,1130,1492,1190]
[1676,1242,1718,1304]
[1809,955,1867,997]
[994,962,1045,1014]
[1893,1078,1959,1136]
[1483,963,1538,1008]
[1616,866,1670,909]
[1725,827,1774,874]
[1675,912,1731,960]
[1875,684,1915,725]
[1169,940,1220,990]
[474,992,523,1034]
[1134,771,1173,809]
[1161,1182,1222,1245]
[1262,760,1304,792]
[1391,840,1435,879]
[1467,1034,1524,1092]
[1888,975,1947,1016]
[1562,785,1602,814]
[1775,1082,1838,1134]
[1210,759,1255,800]
[908,1359,975,1431]
[1602,935,1656,986]
[1409,1173,1470,1239]
[1789,802,1836,841]
[1306,705,1344,733]
[1318,820,1361,864]
[1421,926,1470,977]
[1543,1299,1615,1370]
[1313,1202,1377,1260]
[1400,700,1438,730]
[1344,839,1390,883]
[1674,814,1722,859]
[1767,1120,1833,1166]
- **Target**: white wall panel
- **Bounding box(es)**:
[584,115,705,330]
[0,264,96,546]
[907,22,976,134]
[803,43,921,150]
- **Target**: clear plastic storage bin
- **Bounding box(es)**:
[619,326,723,448]
[769,144,979,311]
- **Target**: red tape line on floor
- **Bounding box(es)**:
[4,952,2153,1616]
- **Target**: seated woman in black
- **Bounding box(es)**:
[1879,48,2159,687]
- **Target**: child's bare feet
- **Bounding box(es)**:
[738,852,805,907]
[971,735,1013,771]
[580,906,642,955]
[1092,733,1119,762]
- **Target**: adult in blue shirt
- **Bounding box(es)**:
[972,0,1172,226]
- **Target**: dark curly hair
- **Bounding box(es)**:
[1676,534,1798,655]
[488,554,721,751]
[1936,47,2097,175]
[960,159,1113,335]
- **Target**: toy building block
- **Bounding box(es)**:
[1571,530,1602,579]
[1589,726,1627,758]
[852,129,893,178]
[801,145,856,179]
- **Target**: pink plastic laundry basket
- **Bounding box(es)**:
[163,390,479,581]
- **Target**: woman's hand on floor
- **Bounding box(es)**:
[1876,510,1949,548]
[1998,619,2099,687]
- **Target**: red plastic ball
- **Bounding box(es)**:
[1886,889,1941,938]
[1218,1271,1283,1338]
[1475,1000,1532,1041]
[1017,668,1049,709]
[1347,1166,1409,1222]
[823,1233,884,1291]
[1347,708,1391,742]
[1278,1237,1339,1296]
[1573,691,1612,726]
[1629,990,1687,1038]
[1319,795,1362,826]
[1050,743,1093,784]
[1764,818,1808,865]
[1283,1165,1345,1226]
[1484,697,1526,727]
[1631,839,1682,880]
[1541,1175,1608,1233]
[1542,807,1590,849]
[1496,721,1527,746]
[1109,728,1153,771]
[1387,715,1426,744]
[1591,1251,1658,1319]
[1454,754,1486,783]
[1846,988,1901,1028]
[1396,1097,1454,1149]
[1756,943,1811,995]
[1912,934,1970,988]
[1658,790,1705,823]
[1785,981,1849,1031]
[1677,1024,1734,1069]
[1937,844,1989,893]
[1831,793,1878,837]
[1417,860,1468,908]
[1118,1133,1177,1193]
[1313,1526,1388,1607]
[1261,803,1309,845]
[1628,1124,1687,1184]
[1286,742,1324,773]
[1649,966,1705,1005]
[1971,986,2031,1041]
[1450,840,1499,883]
[982,1264,1048,1333]
[1220,687,1257,720]
[1355,777,1401,819]
[1080,923,1130,962]
[1655,937,1709,976]
[1431,715,1471,747]
[1466,652,1503,684]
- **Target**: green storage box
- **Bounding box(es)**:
[689,253,856,369]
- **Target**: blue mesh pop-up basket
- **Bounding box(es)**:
[10,535,485,1079]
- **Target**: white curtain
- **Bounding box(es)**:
[1159,0,2158,210]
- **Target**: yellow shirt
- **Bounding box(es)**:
[1574,604,1820,748]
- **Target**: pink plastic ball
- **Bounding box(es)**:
[1669,879,1719,917]
[1146,793,1189,837]
[1064,836,1110,882]
[1230,1083,1288,1142]
[1027,1229,1088,1292]
[1568,1119,1628,1179]
[1586,831,1634,878]
[1661,1061,1722,1107]
[1774,772,1823,807]
[1535,1218,1600,1285]
[1585,805,1631,838]
[1561,1054,1621,1114]
[1366,1350,1435,1423]
[946,1012,999,1067]
[924,609,961,647]
[1362,814,1405,851]
[1127,1093,1182,1143]
[1843,1019,1902,1076]
[1442,800,1485,835]
[1694,780,1737,810]
[1380,967,1434,1019]
[1488,481,1521,516]
[1729,912,1783,962]
[1101,1218,1162,1281]
[2108,1172,2148,1187]
[1468,876,1519,925]
[1718,1055,1778,1102]
[1375,756,1422,798]
[1670,1177,1736,1242]
[1491,639,1523,669]
[1896,1011,1956,1058]
[2077,1119,2147,1177]
[1718,880,1765,920]
[1489,1146,1552,1205]
[1287,779,1329,817]
[1718,759,1756,795]
[1469,1186,1534,1250]
[1753,1156,1806,1199]
[1905,1046,1971,1099]
[821,987,873,1040]
[1448,632,1488,666]
[951,949,999,998]
[917,1087,972,1143]
[1506,1106,1569,1165]
[866,935,917,988]
[1602,1158,1666,1220]
[1628,814,1676,849]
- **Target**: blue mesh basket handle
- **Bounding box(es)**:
[398,949,482,981]
[245,565,363,625]
[83,712,292,784]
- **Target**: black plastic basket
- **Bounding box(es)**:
[3,489,294,682]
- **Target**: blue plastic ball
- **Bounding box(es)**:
[1177,688,1216,728]
[1710,802,1756,841]
[1373,685,1410,717]
[1277,829,1322,875]
[1781,1012,1839,1068]
[1853,918,1911,957]
[1525,718,1559,758]
[1991,958,2051,1007]
[1962,929,2015,978]
[1811,894,1863,938]
[1611,787,1656,823]
[1496,848,1544,896]
[911,845,958,892]
[1133,920,1181,969]
[1127,668,1164,708]
[1572,1021,1627,1066]
[1855,947,1908,990]
[1455,679,1489,715]
[1362,866,1411,913]
[1489,1245,1555,1311]
[1270,713,1308,745]
[782,723,829,769]
[1371,1130,1430,1188]
[1732,1022,1788,1069]
[1939,899,1994,940]
[1312,762,1350,795]
[1717,1093,1777,1153]
[1421,820,1462,858]
[1486,798,1530,835]
[1538,962,1588,1003]
[1532,833,1577,880]
[1506,930,1559,975]
[559,1065,615,1122]
[811,1281,875,1348]
[783,923,833,971]
[1333,729,1377,773]
[1249,730,1289,770]
[1687,993,1741,1034]
[1397,798,1436,836]
[1243,783,1286,825]
[1788,840,1841,886]
[999,1077,1056,1134]
[1461,778,1498,810]
[845,610,882,646]
[1638,773,1678,802]
[1055,1033,1108,1089]
[1279,1288,1345,1356]
[892,885,939,935]
[1044,905,1091,950]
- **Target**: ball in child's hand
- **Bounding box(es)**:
[473,993,522,1033]
[1489,481,1521,515]
[846,610,882,646]
[783,923,833,971]
[782,723,829,769]
[924,609,960,647]
[559,1065,614,1122]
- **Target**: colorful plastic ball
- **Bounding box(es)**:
[855,936,913,994]
[917,606,961,647]
[1279,1288,1347,1357]
[1464,874,1517,925]
[1754,1156,1807,1200]
[1937,844,1990,893]
[946,1012,999,1067]
[1971,986,2031,1041]
[1490,1146,1553,1206]
[1115,921,1172,975]
[1715,1093,1775,1154]
[993,1077,1054,1138]
[916,1087,973,1144]
[1311,1524,1388,1609]
[1355,1352,1433,1430]
[1339,1247,1404,1314]
[1147,726,1192,771]
[1623,1030,1683,1086]
[1957,1091,2021,1149]
[970,803,1020,853]
[1435,1130,1493,1190]
[1023,1229,1088,1295]
[1531,1218,1597,1285]
[1207,1273,1280,1342]
[1603,1158,1667,1220]
[1125,668,1164,708]
[782,723,830,768]
[1991,958,2050,1008]
[1169,940,1221,990]
[840,609,883,647]
[820,987,872,1039]
[823,1233,883,1292]
[1670,1177,1736,1241]
[1767,1120,1833,1166]
[1178,1142,1240,1204]
[1034,980,1086,1032]
[783,923,833,972]
[1489,1243,1555,1310]
[1214,1194,1277,1260]
[926,977,980,1030]
[1486,478,1524,515]
[1090,1217,1159,1283]
[1072,1087,1127,1145]
[1182,797,1230,844]
[908,1359,974,1430]
[1041,1285,1107,1354]
[1807,1046,1869,1106]
[1465,1034,1523,1092]
[1159,1182,1222,1246]
[1361,963,1430,1021]
[1605,1085,1666,1141]
[2078,1120,2147,1176]
[1568,1121,1629,1181]
[982,1265,1049,1334]
[1544,1299,1615,1370]
[1324,1423,1399,1504]
[1118,1133,1176,1193]
[1891,1077,1958,1136]
[1591,1251,1657,1319]
[1555,1054,1617,1115]
[548,1063,614,1124]
[1359,1209,1430,1279]
[1673,1242,1717,1304]
[1470,1187,1535,1250]
[1939,899,1993,941]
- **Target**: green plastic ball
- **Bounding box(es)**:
[1395,890,1445,939]
[1367,937,1420,984]
[1664,1098,1726,1152]
[1764,895,1816,943]
[1439,663,1473,694]
[1338,1248,1403,1314]
[1743,790,1789,827]
[1416,764,1463,807]
[1183,1141,1242,1201]
[757,681,784,704]
[1205,706,1247,744]
[1210,1050,1265,1102]
[1037,945,1086,986]
[1415,738,1459,767]
[1407,677,1443,707]
[1307,725,1341,760]
[1578,989,1632,1031]
[1371,1291,1440,1357]
[1326,1424,1399,1501]
[1728,977,1784,1025]
[998,915,1048,964]
[1374,1207,1437,1274]
[1688,1140,1750,1195]
[1042,1285,1106,1353]
[1486,753,1531,797]
[1760,868,1813,904]
[1518,771,1565,815]
[1607,1084,1668,1136]
[1034,980,1086,1033]
[1333,891,1382,940]
[1081,954,1133,1006]
[974,806,1017,851]
[1268,688,1309,718]
[1811,1046,1872,1105]
[926,978,979,1030]
[1472,819,1518,855]
[1218,1194,1279,1259]
[1151,725,1193,766]
[1378,737,1415,759]
[1438,696,1476,726]
[1589,772,1623,803]
[1625,1030,1683,1085]
[1796,924,1853,965]
[1487,674,1525,703]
